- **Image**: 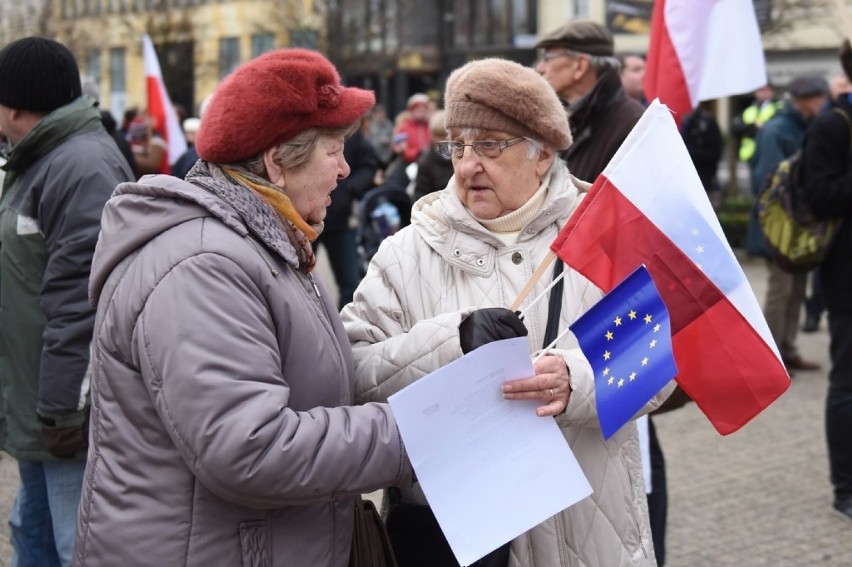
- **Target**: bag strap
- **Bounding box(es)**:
[542,259,564,348]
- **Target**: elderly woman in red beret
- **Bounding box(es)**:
[74,49,412,566]
[342,58,674,566]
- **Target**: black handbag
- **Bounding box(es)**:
[350,495,398,567]
[385,486,509,567]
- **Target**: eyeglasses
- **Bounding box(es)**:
[537,49,579,63]
[435,137,525,160]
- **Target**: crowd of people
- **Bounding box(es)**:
[0,19,848,567]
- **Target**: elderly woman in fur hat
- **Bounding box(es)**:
[342,58,672,566]
[74,49,413,566]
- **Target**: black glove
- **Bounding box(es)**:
[39,413,89,459]
[459,308,528,354]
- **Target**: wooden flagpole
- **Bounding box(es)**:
[509,250,557,312]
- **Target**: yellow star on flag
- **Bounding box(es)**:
[614,316,622,326]
[644,314,653,324]
[605,330,614,341]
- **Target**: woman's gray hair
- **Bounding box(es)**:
[588,54,620,76]
[240,122,359,178]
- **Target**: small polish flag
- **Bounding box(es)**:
[142,34,187,173]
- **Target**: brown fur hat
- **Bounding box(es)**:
[443,58,572,151]
[196,48,375,164]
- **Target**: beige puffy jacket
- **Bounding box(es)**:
[342,163,672,566]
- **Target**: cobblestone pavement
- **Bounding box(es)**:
[657,256,851,566]
[0,254,848,566]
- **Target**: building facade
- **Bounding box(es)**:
[0,1,848,127]
[327,0,539,117]
[45,0,323,121]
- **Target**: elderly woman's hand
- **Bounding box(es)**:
[501,355,571,417]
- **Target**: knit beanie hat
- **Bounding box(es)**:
[444,58,572,151]
[0,37,82,113]
[196,48,375,164]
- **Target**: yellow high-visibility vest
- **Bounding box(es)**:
[738,100,783,162]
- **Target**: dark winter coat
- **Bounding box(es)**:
[750,101,808,197]
[0,96,133,461]
[802,96,852,313]
[682,107,724,193]
[325,130,380,231]
[413,147,454,201]
[561,69,646,182]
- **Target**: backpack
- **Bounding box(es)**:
[756,109,849,273]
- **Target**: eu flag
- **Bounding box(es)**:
[569,266,677,439]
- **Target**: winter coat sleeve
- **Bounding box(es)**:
[802,110,852,218]
[135,252,412,508]
[36,160,121,419]
[341,238,473,404]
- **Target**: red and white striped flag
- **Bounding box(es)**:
[143,34,187,173]
[643,0,767,124]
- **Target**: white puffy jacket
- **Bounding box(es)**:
[342,163,671,566]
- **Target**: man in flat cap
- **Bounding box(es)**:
[0,36,134,566]
[534,20,645,182]
[751,74,828,378]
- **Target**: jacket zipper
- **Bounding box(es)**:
[307,272,321,299]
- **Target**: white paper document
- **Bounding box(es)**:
[388,337,592,566]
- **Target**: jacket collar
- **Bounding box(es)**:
[187,161,300,267]
[3,96,102,176]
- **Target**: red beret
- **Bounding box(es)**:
[196,48,375,163]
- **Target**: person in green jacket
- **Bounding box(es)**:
[732,83,783,163]
[0,37,134,567]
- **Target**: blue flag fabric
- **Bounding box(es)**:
[569,265,677,439]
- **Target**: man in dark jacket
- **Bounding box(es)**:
[0,37,134,566]
[751,75,827,376]
[682,101,724,210]
[801,41,852,523]
[413,110,454,201]
[534,20,645,183]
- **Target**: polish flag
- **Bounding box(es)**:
[143,34,187,173]
[553,101,790,435]
[643,0,767,123]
